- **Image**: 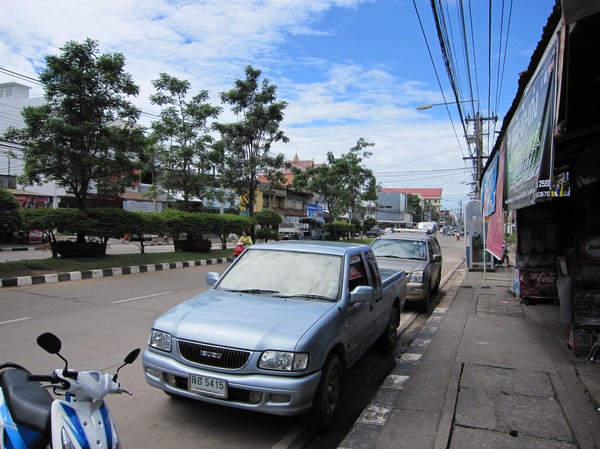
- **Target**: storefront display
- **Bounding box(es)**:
[513,207,559,303]
[567,234,600,353]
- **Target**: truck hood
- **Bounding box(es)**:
[153,289,338,351]
[375,257,426,275]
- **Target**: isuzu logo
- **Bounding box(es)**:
[200,350,222,359]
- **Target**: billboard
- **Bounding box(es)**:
[505,33,559,210]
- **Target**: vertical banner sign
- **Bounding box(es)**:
[506,36,558,210]
[481,152,498,217]
[485,144,507,259]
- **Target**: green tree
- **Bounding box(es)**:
[254,209,283,242]
[407,194,423,222]
[209,214,255,249]
[215,66,289,218]
[254,209,283,229]
[293,139,377,223]
[342,139,377,220]
[149,73,222,211]
[0,188,22,234]
[363,216,378,233]
[4,39,145,214]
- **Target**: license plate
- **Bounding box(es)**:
[189,374,228,398]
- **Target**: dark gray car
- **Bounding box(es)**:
[371,230,443,313]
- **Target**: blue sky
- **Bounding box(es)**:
[0,0,557,213]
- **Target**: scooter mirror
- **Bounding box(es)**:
[124,348,141,365]
[113,348,141,382]
[37,332,62,354]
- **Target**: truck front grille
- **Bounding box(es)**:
[178,341,251,369]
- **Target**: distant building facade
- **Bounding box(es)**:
[380,188,443,222]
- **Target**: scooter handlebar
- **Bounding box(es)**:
[28,373,57,383]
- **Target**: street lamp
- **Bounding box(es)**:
[416,99,497,199]
[416,99,477,111]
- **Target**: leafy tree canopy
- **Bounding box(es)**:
[215,65,289,217]
[3,39,146,211]
[407,194,423,222]
[0,188,22,230]
[254,208,283,228]
[149,73,222,211]
[293,138,377,222]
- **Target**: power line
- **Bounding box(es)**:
[376,167,467,177]
[411,0,469,164]
[0,66,163,121]
[0,67,42,85]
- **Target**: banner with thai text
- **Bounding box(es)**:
[506,34,558,210]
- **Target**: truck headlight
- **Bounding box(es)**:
[149,330,172,352]
[259,351,309,371]
[410,270,424,283]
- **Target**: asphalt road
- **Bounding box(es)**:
[0,235,465,448]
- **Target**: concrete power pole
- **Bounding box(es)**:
[465,111,497,198]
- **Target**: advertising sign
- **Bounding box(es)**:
[485,144,506,259]
[306,203,323,218]
[15,195,51,209]
[517,270,558,299]
[481,152,498,217]
[577,235,600,262]
[506,35,558,210]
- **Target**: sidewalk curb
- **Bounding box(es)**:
[0,257,232,288]
[339,260,466,449]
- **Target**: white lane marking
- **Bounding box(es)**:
[0,317,31,325]
[111,292,172,304]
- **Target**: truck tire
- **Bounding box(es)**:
[418,286,431,313]
[432,271,441,295]
[378,305,399,353]
[309,354,343,429]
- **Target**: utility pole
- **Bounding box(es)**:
[416,100,497,197]
[464,112,497,198]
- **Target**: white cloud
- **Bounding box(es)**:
[2,0,548,205]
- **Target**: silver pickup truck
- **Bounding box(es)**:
[371,230,443,313]
[142,241,407,428]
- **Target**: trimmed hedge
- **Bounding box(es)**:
[20,207,255,256]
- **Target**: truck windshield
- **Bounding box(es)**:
[371,239,427,261]
[217,250,343,300]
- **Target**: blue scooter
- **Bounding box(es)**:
[1,332,139,449]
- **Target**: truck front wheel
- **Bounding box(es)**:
[417,285,431,313]
[309,354,344,429]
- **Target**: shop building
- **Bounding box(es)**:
[481,1,600,354]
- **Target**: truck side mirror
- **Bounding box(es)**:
[206,272,221,286]
[349,285,374,304]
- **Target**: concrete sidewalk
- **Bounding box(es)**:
[340,267,600,449]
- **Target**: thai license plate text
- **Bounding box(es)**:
[189,374,227,398]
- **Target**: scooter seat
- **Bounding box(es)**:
[1,368,53,435]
